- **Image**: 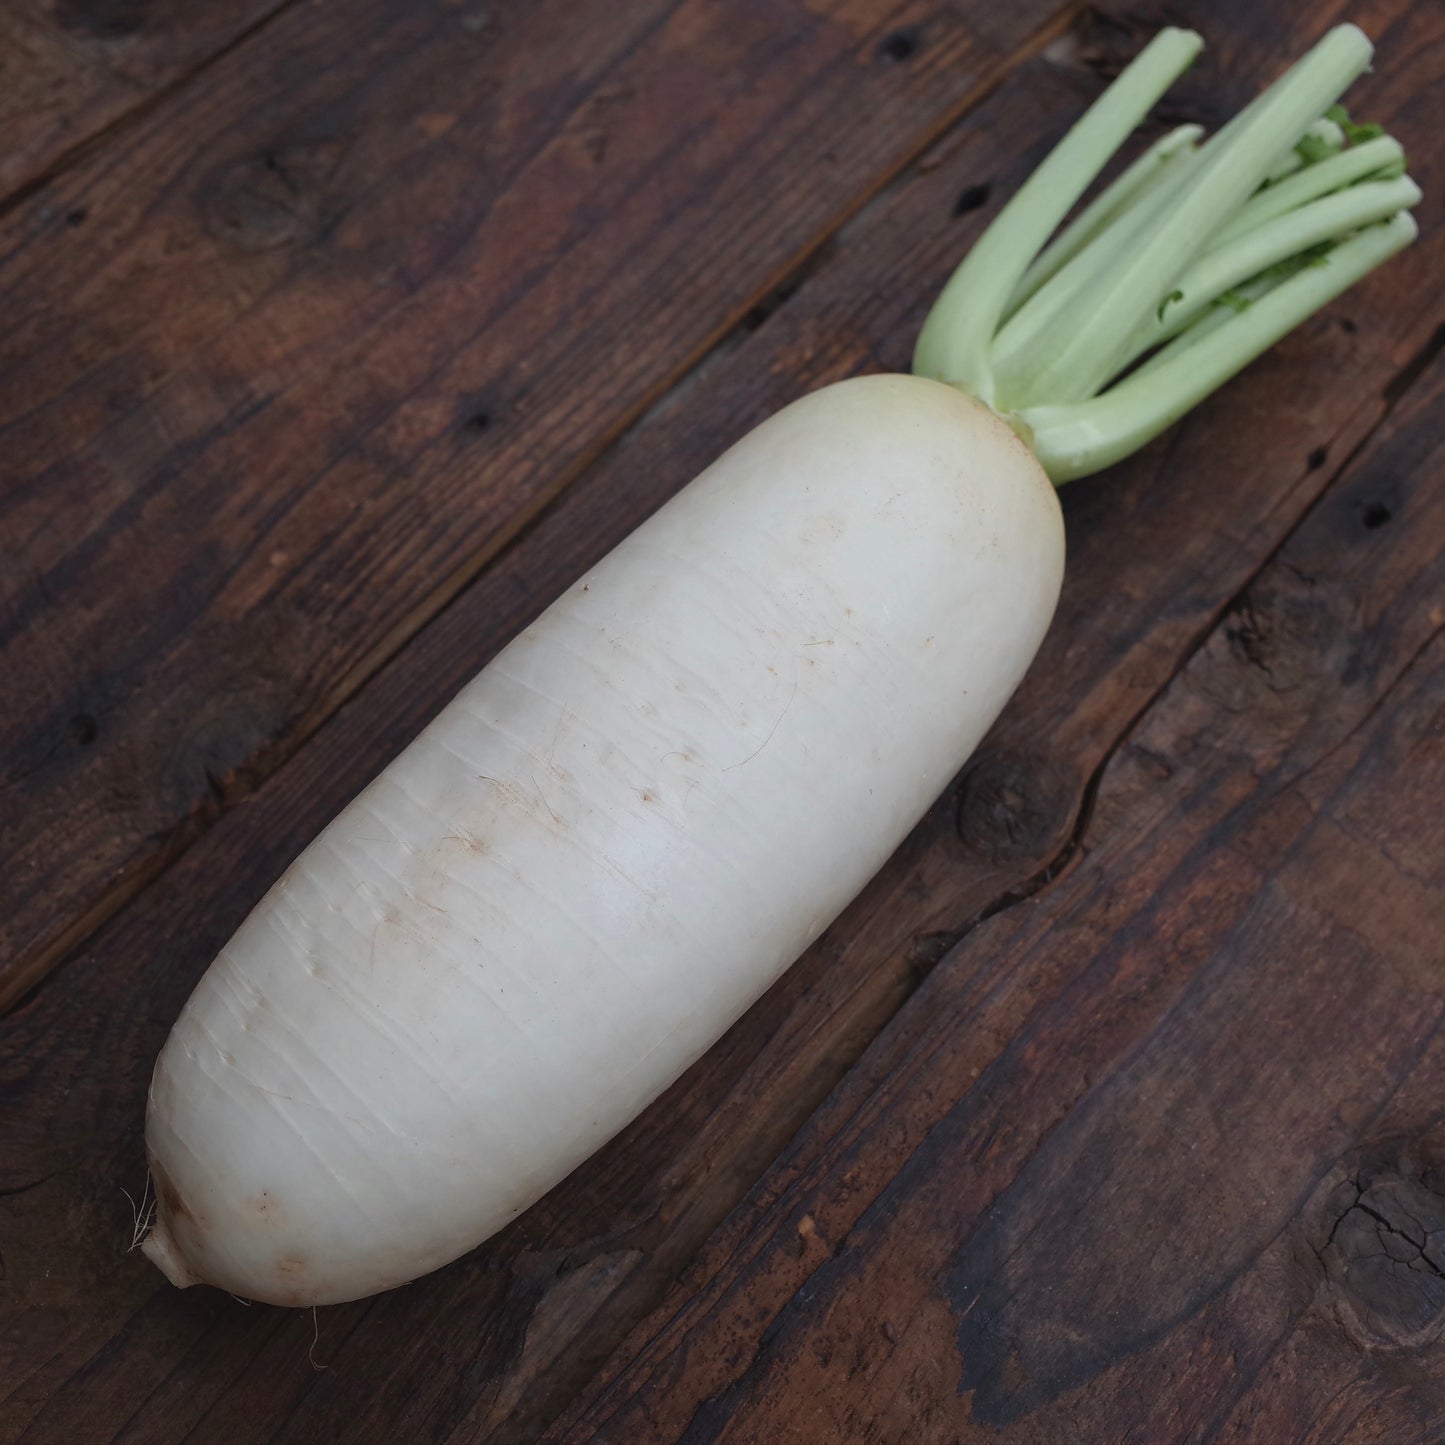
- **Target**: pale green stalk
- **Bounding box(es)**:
[1262,115,1344,182]
[1211,134,1406,246]
[911,27,1203,407]
[1019,213,1417,482]
[1005,123,1203,315]
[1125,173,1419,356]
[1121,272,1281,386]
[989,141,1205,378]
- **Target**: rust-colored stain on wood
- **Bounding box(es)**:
[1,0,1442,1441]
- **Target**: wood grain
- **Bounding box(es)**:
[547,311,1445,1445]
[0,0,293,204]
[1,0,1440,1441]
[0,0,1073,1011]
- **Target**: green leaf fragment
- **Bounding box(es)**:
[1296,130,1338,164]
[1325,103,1387,145]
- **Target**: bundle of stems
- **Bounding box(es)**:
[914,25,1420,481]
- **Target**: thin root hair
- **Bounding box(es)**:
[120,1173,156,1254]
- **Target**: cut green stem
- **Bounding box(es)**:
[1005,123,1203,316]
[1212,134,1406,246]
[911,27,1203,407]
[1018,212,1418,482]
[989,145,1204,387]
[1121,270,1288,387]
[1120,173,1420,362]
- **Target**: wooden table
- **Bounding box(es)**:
[2,0,1442,1439]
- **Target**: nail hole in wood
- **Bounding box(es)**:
[952,183,992,217]
[1361,502,1391,530]
[1306,445,1328,471]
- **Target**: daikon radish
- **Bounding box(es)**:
[142,24,1419,1306]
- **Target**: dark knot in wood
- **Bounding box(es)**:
[1225,586,1334,691]
[1317,1168,1445,1351]
[200,140,349,252]
[1199,567,1359,715]
[955,751,1072,864]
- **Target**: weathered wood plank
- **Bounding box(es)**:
[0,0,293,204]
[546,311,1445,1445]
[0,0,1072,1011]
[1,1,1439,1441]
